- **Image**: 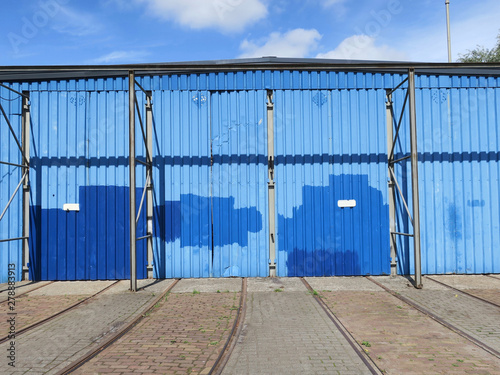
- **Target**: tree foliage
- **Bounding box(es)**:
[458,32,500,63]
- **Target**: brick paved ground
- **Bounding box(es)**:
[0,281,114,338]
[223,278,373,375]
[319,290,500,374]
[374,276,500,353]
[0,281,52,303]
[0,279,174,374]
[75,291,240,375]
[427,275,500,306]
[0,294,89,336]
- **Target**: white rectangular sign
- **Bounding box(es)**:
[337,199,356,208]
[63,203,80,212]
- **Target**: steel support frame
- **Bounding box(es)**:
[267,90,276,277]
[386,68,422,289]
[128,71,154,292]
[0,88,30,280]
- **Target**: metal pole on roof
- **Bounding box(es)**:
[408,68,422,289]
[445,0,452,62]
[129,70,137,292]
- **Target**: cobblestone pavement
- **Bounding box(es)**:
[222,278,373,375]
[0,279,174,374]
[374,276,500,353]
[0,281,114,336]
[0,281,52,302]
[1,275,499,374]
[318,289,500,374]
[427,275,500,306]
[75,290,240,375]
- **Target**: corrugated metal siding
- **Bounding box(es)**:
[0,87,23,283]
[28,89,147,280]
[274,89,390,277]
[392,86,500,275]
[153,90,212,278]
[154,89,268,278]
[211,90,268,277]
[2,70,500,281]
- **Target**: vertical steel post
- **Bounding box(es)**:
[21,92,30,280]
[129,71,137,291]
[386,91,397,277]
[408,69,422,288]
[146,92,154,279]
[445,0,452,63]
[267,90,276,277]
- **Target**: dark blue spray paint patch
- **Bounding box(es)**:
[467,199,485,207]
[30,186,147,281]
[158,194,262,247]
[278,174,390,277]
[446,203,463,241]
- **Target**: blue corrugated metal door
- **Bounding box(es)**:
[210,90,269,277]
[274,89,390,277]
[30,90,147,280]
[153,90,212,278]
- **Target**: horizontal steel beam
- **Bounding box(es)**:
[0,160,28,169]
[0,236,29,243]
[391,232,414,237]
[391,155,411,164]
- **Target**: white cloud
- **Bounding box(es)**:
[239,29,322,58]
[135,0,267,33]
[92,50,148,64]
[316,35,408,61]
[51,6,102,36]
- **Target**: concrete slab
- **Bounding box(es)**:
[99,279,176,295]
[306,276,381,291]
[172,278,242,293]
[426,274,500,289]
[371,275,448,291]
[246,277,307,292]
[140,279,177,294]
[29,281,114,296]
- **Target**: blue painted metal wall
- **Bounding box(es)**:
[27,89,147,280]
[0,86,24,283]
[274,89,390,276]
[153,89,268,278]
[210,90,268,277]
[1,70,500,281]
[392,85,500,275]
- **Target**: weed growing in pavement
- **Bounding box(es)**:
[217,290,221,293]
[457,359,464,363]
[183,340,189,344]
[180,355,186,360]
[361,341,371,347]
[396,305,402,309]
[170,340,176,344]
[274,288,283,292]
[209,341,219,346]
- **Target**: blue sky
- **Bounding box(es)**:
[1,0,499,66]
